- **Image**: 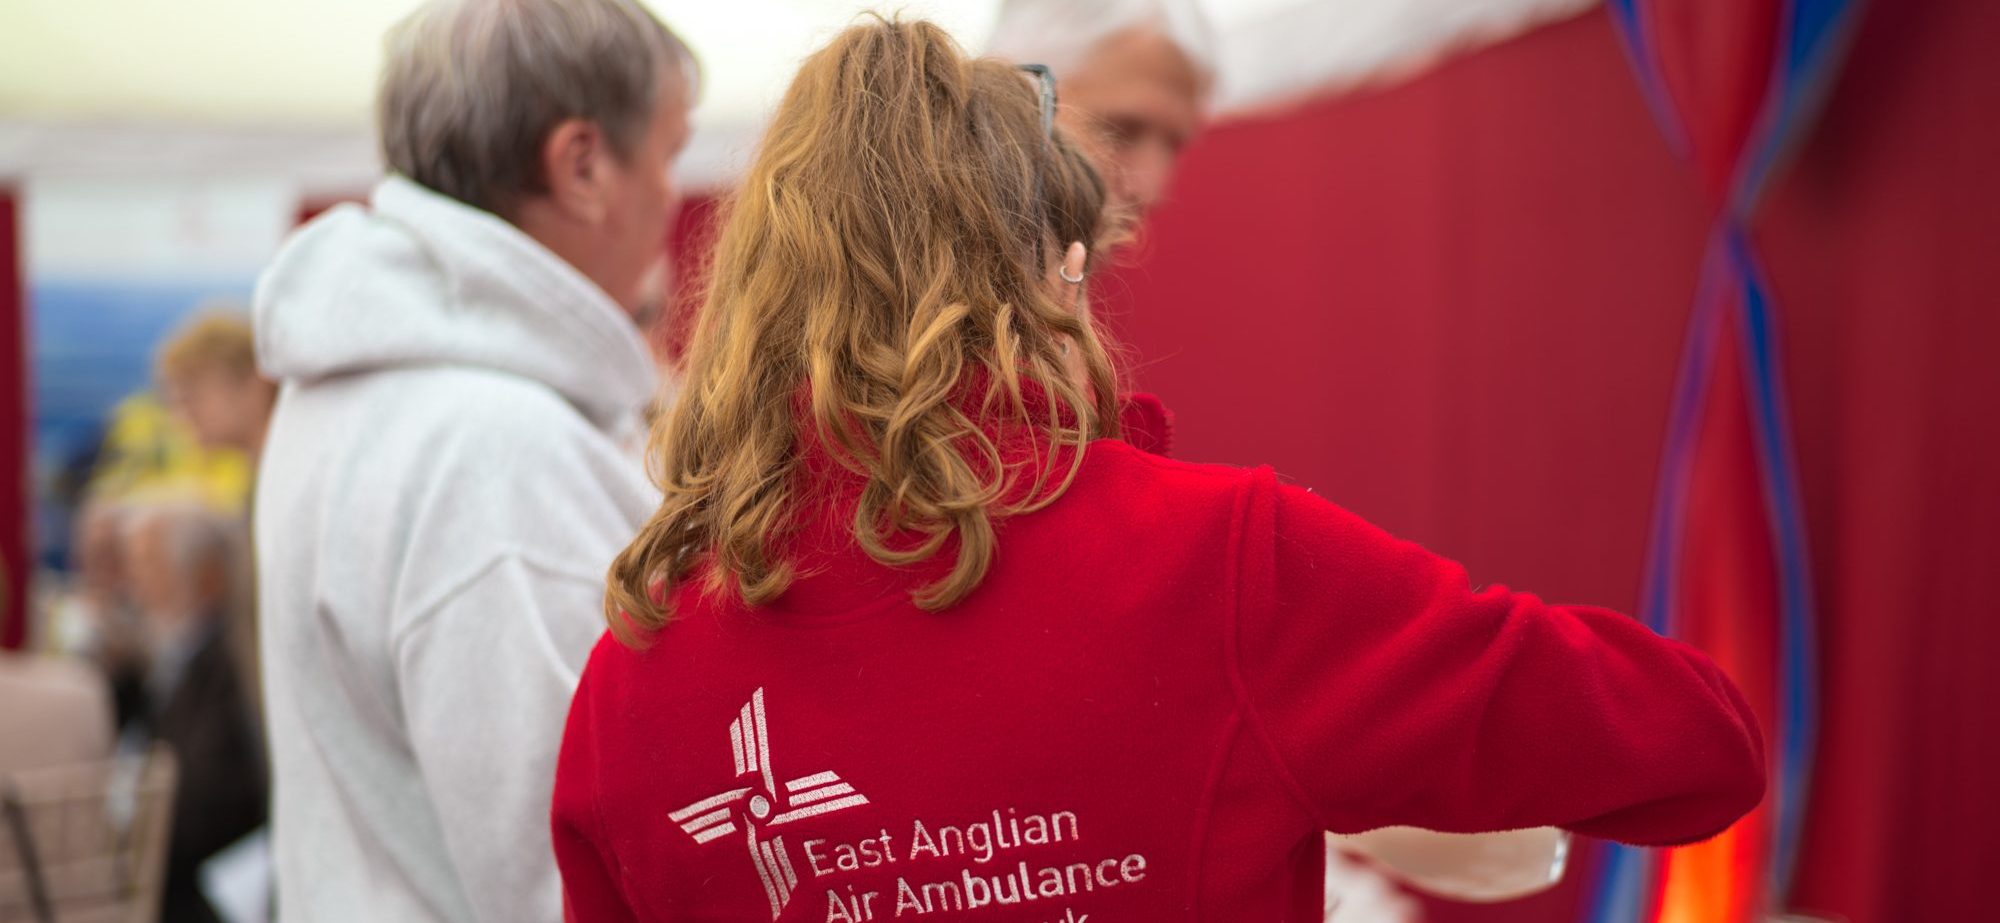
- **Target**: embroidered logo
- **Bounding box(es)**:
[669,688,869,919]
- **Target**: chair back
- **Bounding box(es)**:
[0,746,178,923]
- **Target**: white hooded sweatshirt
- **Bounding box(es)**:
[253,176,659,923]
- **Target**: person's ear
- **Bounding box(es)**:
[1061,241,1088,284]
[540,118,610,225]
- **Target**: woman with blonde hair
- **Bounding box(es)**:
[554,19,1764,921]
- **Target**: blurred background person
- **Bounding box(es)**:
[119,500,265,923]
[56,501,133,644]
[45,500,150,719]
[63,394,253,535]
[988,0,1215,222]
[72,323,259,522]
[982,1,1207,452]
[156,309,277,467]
[250,2,695,921]
[155,307,274,709]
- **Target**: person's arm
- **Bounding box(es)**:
[394,553,612,923]
[1234,476,1765,845]
[552,640,640,923]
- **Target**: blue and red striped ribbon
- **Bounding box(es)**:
[1586,1,1862,921]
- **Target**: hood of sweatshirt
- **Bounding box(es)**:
[254,175,657,429]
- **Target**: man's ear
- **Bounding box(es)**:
[540,117,609,224]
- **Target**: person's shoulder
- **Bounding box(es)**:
[411,369,631,471]
[383,368,654,547]
[1084,437,1274,496]
[575,628,655,702]
[305,362,585,435]
[1048,439,1277,543]
[424,366,592,428]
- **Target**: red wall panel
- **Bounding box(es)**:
[1,188,27,650]
[1755,1,2000,918]
[1101,9,1703,638]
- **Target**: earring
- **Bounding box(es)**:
[1059,265,1085,284]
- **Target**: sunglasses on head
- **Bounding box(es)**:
[1017,63,1056,139]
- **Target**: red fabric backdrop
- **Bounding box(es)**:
[1755,1,2000,917]
[1092,3,1998,922]
[1,188,27,651]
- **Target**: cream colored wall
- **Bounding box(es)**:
[0,0,1594,187]
[0,0,418,125]
[0,0,1001,127]
[0,0,1001,188]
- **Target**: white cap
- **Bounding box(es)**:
[985,0,1218,82]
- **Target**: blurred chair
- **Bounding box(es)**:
[0,746,178,923]
[0,656,113,776]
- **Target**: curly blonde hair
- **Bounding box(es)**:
[156,307,258,385]
[605,17,1121,642]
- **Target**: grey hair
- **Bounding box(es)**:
[121,499,261,705]
[377,0,698,215]
[986,0,1217,84]
[122,501,242,581]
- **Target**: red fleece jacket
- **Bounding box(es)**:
[553,396,1764,922]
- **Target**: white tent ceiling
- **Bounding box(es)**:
[0,0,1592,190]
[1,1,1023,126]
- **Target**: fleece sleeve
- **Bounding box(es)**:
[393,553,613,923]
[1231,475,1766,846]
[551,642,640,923]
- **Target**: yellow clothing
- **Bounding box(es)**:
[86,393,250,512]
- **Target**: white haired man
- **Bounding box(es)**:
[251,1,695,920]
[988,0,1216,219]
[121,501,265,923]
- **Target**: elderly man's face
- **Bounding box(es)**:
[596,74,693,314]
[124,517,184,620]
[75,506,126,597]
[162,368,271,455]
[1058,28,1206,219]
[523,69,694,318]
[124,516,224,626]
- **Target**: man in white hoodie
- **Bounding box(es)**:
[251,2,694,920]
